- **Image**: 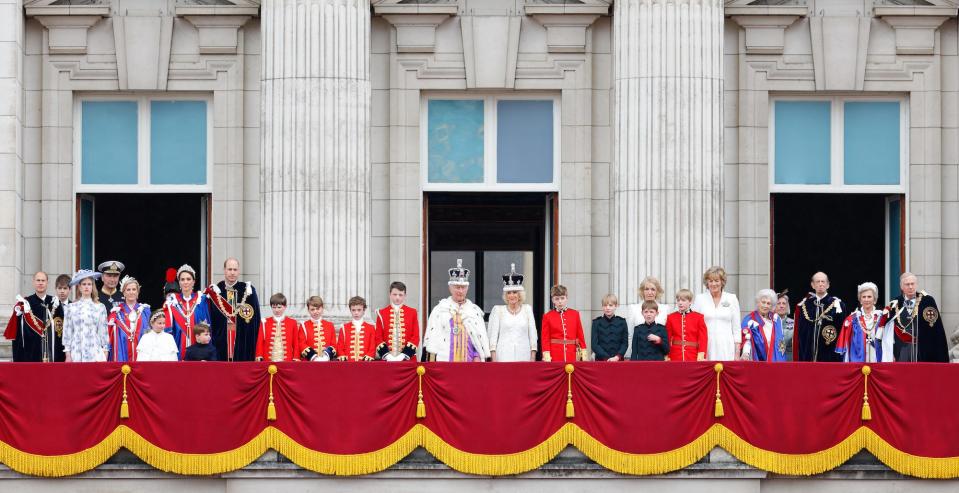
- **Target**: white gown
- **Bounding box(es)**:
[488,304,537,362]
[692,291,742,361]
[137,330,180,361]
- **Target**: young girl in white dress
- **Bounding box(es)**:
[63,270,109,362]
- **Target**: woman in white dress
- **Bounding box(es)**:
[488,264,537,362]
[63,270,109,362]
[692,266,742,361]
[619,276,672,359]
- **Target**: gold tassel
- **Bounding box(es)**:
[267,365,278,421]
[120,365,131,419]
[713,363,724,418]
[416,366,426,419]
[565,364,575,418]
[861,366,872,421]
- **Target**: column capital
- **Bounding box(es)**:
[30,15,103,55]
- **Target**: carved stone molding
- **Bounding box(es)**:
[32,15,102,55]
[879,15,951,55]
[530,14,601,53]
[461,15,522,88]
[184,15,252,55]
[730,14,804,55]
[380,14,452,53]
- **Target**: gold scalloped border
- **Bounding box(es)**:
[3,424,959,478]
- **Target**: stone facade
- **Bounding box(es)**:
[0,0,956,349]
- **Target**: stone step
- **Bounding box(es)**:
[0,340,11,362]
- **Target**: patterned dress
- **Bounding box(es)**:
[63,298,109,362]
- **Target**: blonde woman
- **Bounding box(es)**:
[63,270,109,362]
[692,266,742,361]
[488,264,537,362]
[619,276,672,358]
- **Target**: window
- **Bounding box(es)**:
[770,96,906,192]
[76,95,212,191]
[422,94,559,191]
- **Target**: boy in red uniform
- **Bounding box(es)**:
[541,285,588,362]
[255,293,300,362]
[299,295,338,362]
[337,296,376,361]
[375,281,419,361]
[665,289,708,361]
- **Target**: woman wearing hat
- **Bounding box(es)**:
[63,270,109,362]
[107,276,151,362]
[488,264,537,362]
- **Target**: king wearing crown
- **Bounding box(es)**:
[425,259,490,362]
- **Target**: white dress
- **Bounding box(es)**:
[692,291,742,361]
[618,302,671,360]
[62,298,109,362]
[137,330,180,361]
[488,304,537,362]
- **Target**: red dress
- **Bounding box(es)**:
[297,318,338,361]
[375,305,420,360]
[665,310,708,361]
[541,308,586,362]
[337,321,376,361]
[255,317,300,362]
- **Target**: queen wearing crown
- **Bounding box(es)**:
[425,259,490,362]
[487,264,537,362]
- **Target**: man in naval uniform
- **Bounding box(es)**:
[425,259,490,362]
[97,261,125,311]
[793,271,846,362]
[883,272,949,362]
[205,257,262,361]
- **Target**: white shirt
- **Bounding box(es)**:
[692,291,742,361]
[137,330,179,361]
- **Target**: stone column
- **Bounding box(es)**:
[260,0,371,318]
[611,0,724,305]
[0,0,24,311]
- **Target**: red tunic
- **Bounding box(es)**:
[297,319,338,360]
[541,308,586,362]
[255,317,300,362]
[665,310,708,361]
[375,305,420,360]
[337,321,376,361]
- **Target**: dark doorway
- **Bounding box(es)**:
[772,193,902,310]
[79,194,207,309]
[426,192,553,331]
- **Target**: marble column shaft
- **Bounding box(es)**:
[612,0,724,303]
[260,0,371,318]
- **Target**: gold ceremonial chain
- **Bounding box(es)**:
[312,320,325,352]
[391,307,405,355]
[894,293,922,332]
[681,312,687,361]
[800,297,839,324]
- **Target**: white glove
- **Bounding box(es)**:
[384,353,403,362]
[166,294,178,307]
[16,295,30,313]
[52,297,60,309]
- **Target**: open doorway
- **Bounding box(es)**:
[426,192,555,331]
[76,193,208,309]
[772,193,905,309]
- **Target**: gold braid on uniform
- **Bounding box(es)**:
[800,298,840,324]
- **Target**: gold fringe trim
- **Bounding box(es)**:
[421,424,571,475]
[5,424,959,478]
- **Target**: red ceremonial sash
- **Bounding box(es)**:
[10,302,47,337]
[169,294,199,345]
[205,286,236,320]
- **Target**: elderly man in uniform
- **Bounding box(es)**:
[793,271,845,362]
[204,257,261,361]
[425,259,490,362]
[883,272,949,362]
[97,261,125,311]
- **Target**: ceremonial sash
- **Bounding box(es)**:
[168,294,200,347]
[204,286,240,360]
[5,301,46,338]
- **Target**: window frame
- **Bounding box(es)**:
[74,93,214,193]
[420,92,561,192]
[768,94,908,194]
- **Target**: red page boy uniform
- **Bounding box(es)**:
[665,309,708,361]
[541,308,587,362]
[256,315,300,362]
[337,319,376,361]
[299,317,338,361]
[375,304,419,361]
